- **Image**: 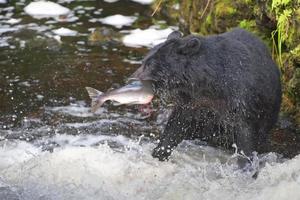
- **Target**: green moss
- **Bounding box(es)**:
[291,44,300,62]
[215,0,237,17]
[244,0,254,4]
[205,14,213,26]
[288,68,300,103]
[239,20,256,30]
[272,0,292,10]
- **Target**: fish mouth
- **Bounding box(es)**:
[127,77,156,82]
[127,78,155,105]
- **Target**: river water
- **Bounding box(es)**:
[0,1,300,200]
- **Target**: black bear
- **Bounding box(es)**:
[130,28,282,162]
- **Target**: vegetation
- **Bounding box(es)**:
[154,0,300,124]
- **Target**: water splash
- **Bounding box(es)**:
[0,133,298,200]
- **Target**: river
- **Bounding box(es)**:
[0,1,299,199]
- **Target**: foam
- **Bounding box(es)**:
[103,0,153,4]
[0,140,41,171]
[24,1,70,19]
[99,14,137,28]
[45,101,105,117]
[0,37,9,47]
[122,28,174,48]
[57,0,75,3]
[52,27,78,36]
[0,134,299,200]
[130,0,154,5]
[0,26,18,35]
[104,0,119,3]
[4,18,21,25]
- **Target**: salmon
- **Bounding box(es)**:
[86,80,153,112]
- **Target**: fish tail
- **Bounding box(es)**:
[85,87,105,112]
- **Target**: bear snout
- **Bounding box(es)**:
[129,65,155,82]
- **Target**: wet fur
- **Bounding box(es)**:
[131,28,282,162]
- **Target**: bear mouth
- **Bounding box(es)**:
[126,78,155,105]
[128,73,157,82]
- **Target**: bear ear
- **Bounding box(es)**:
[178,37,201,55]
[167,31,182,40]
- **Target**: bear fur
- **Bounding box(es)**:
[130,28,282,161]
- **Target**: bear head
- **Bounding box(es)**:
[129,31,217,106]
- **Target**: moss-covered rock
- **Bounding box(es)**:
[162,0,256,34]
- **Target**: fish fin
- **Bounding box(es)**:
[85,87,105,112]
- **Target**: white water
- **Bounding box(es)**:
[104,0,120,3]
[99,14,137,28]
[0,131,299,200]
[52,27,78,36]
[130,0,154,5]
[24,1,70,18]
[122,28,174,48]
[2,104,299,200]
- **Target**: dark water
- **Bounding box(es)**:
[0,1,299,200]
[0,0,159,131]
